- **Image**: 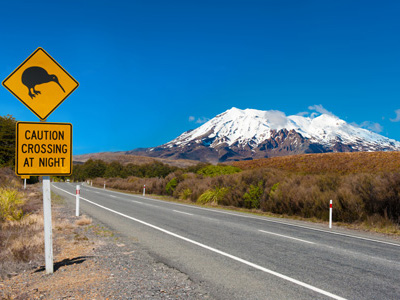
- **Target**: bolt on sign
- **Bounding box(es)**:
[15,122,72,176]
[2,48,79,121]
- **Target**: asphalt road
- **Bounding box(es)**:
[52,182,400,300]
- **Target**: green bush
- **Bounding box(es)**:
[166,178,178,195]
[179,188,192,200]
[0,188,25,222]
[0,115,16,168]
[197,165,241,177]
[243,181,263,209]
[197,187,229,205]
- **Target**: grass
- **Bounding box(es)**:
[89,225,114,237]
[75,215,92,226]
[0,188,25,222]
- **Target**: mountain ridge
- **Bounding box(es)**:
[127,107,400,163]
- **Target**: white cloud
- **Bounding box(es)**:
[358,121,383,133]
[390,109,400,122]
[189,116,209,124]
[196,117,209,124]
[296,111,309,117]
[263,110,288,127]
[308,104,333,116]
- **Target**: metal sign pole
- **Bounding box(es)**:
[42,175,53,273]
[41,118,53,274]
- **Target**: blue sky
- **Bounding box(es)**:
[1,0,400,155]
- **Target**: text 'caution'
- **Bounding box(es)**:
[16,122,72,176]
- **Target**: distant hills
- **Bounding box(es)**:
[127,107,400,163]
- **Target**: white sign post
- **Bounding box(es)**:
[329,200,333,229]
[76,185,80,217]
[42,176,53,274]
[4,47,79,276]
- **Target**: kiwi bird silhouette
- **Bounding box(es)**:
[21,66,65,99]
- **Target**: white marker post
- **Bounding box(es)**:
[76,185,80,217]
[42,176,53,274]
[24,178,26,189]
[143,184,146,196]
[104,182,106,189]
[329,200,333,229]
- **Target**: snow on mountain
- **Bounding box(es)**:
[165,107,400,152]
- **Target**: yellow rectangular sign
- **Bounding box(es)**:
[16,122,72,176]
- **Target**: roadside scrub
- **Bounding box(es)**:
[0,167,92,279]
[91,166,400,234]
[0,179,44,278]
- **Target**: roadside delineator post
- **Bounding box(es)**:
[329,200,333,229]
[104,182,106,189]
[76,185,80,217]
[143,184,146,196]
[24,178,26,189]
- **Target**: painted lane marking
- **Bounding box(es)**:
[173,210,194,216]
[119,192,400,248]
[52,185,347,300]
[259,230,315,245]
[63,184,400,248]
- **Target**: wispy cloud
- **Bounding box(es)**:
[354,121,383,133]
[264,110,288,127]
[189,116,209,124]
[308,104,333,116]
[390,109,400,122]
[296,111,309,117]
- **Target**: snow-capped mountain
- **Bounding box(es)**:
[129,107,400,163]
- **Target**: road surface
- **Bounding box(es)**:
[52,182,400,300]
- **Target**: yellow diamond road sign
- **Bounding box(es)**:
[2,48,79,120]
[16,122,72,176]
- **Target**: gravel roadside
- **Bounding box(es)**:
[0,191,212,299]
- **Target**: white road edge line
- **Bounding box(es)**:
[259,230,315,245]
[53,184,347,300]
[84,185,400,248]
[173,210,194,216]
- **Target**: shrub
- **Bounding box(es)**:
[0,115,16,168]
[179,188,192,200]
[0,188,25,222]
[197,165,241,177]
[165,178,178,195]
[197,187,229,205]
[243,181,263,209]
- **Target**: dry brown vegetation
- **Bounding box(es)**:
[232,151,400,174]
[93,152,400,232]
[0,168,98,281]
[0,168,44,278]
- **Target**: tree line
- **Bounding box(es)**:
[72,159,180,181]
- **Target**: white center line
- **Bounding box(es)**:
[173,210,194,216]
[52,185,346,300]
[259,230,315,245]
